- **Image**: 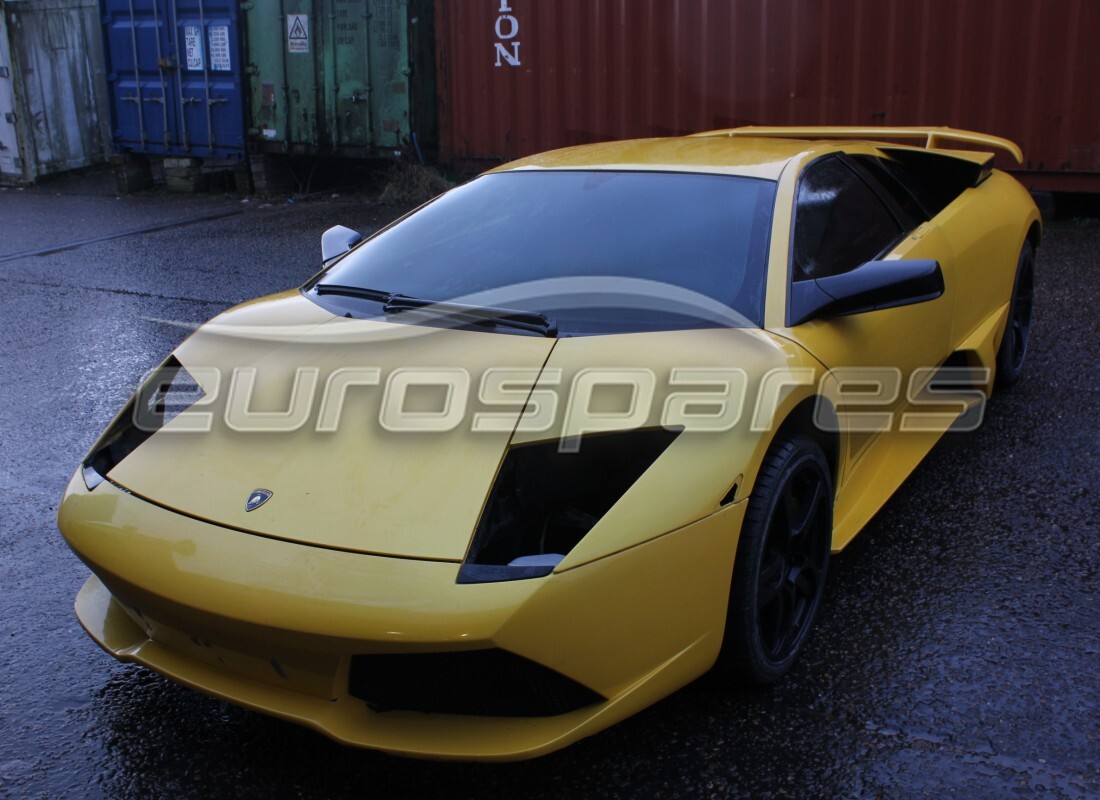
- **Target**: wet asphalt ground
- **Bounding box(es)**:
[0,171,1096,799]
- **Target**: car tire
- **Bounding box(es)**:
[721,433,832,685]
[995,242,1036,389]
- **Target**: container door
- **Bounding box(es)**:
[328,0,370,148]
[281,0,321,147]
[5,1,112,180]
[365,0,408,150]
[246,0,411,154]
[102,0,177,154]
[102,0,244,158]
[171,0,245,156]
[243,0,322,150]
[0,11,25,181]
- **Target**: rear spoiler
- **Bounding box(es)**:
[690,126,1024,165]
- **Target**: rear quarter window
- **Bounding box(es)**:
[792,156,903,281]
[851,154,929,227]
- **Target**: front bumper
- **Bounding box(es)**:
[60,471,745,760]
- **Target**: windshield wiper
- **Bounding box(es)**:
[312,284,557,337]
[384,293,557,337]
[313,284,391,304]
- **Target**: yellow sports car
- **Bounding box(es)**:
[59,127,1040,760]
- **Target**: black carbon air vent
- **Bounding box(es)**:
[463,429,681,574]
[348,649,604,717]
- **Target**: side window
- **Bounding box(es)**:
[792,157,903,281]
[851,154,929,226]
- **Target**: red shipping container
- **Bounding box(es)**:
[435,0,1100,192]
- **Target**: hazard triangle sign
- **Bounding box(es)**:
[287,14,309,53]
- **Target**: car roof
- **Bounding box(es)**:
[492,136,832,181]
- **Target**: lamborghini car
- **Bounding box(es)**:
[59,126,1039,760]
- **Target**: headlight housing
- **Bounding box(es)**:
[82,356,205,490]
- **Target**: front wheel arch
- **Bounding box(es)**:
[722,394,838,511]
[764,396,839,493]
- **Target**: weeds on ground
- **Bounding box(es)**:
[378,162,453,206]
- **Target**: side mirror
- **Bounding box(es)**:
[789,259,944,326]
[321,225,364,264]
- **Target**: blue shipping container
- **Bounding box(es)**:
[101,0,245,159]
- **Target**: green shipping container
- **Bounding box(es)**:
[244,0,433,157]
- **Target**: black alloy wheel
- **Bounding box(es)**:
[722,433,832,684]
[995,242,1036,388]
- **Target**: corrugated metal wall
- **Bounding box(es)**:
[435,0,1100,191]
[0,0,111,184]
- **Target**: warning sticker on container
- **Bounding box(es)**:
[287,14,309,54]
[184,25,203,70]
[208,25,231,71]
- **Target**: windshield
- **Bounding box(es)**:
[311,170,776,335]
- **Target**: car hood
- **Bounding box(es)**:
[105,291,807,561]
[106,292,556,561]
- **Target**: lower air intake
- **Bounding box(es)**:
[348,649,604,717]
